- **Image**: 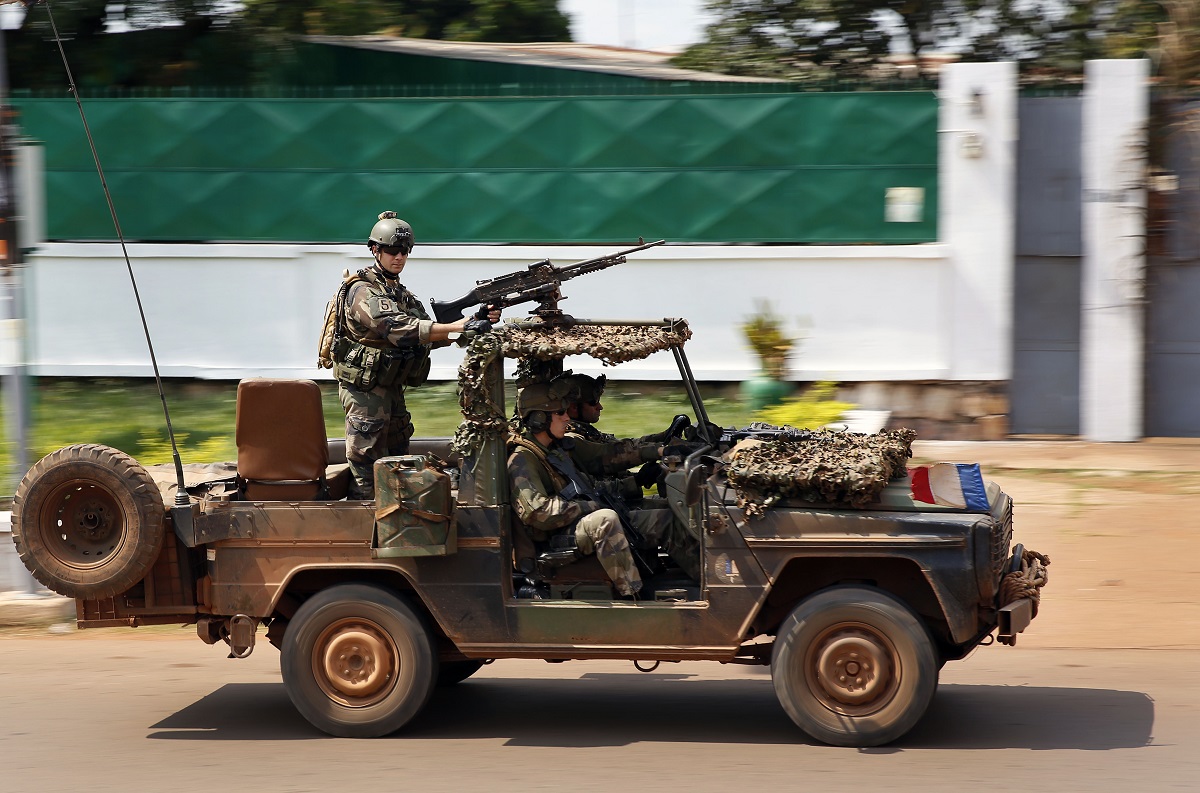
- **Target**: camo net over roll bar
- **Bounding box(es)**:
[726,428,917,517]
[452,320,692,457]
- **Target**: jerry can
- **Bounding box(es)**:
[372,455,456,557]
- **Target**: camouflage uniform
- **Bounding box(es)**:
[508,432,642,596]
[566,433,661,481]
[337,266,434,498]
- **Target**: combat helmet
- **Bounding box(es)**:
[558,372,607,405]
[516,381,574,431]
[368,211,414,251]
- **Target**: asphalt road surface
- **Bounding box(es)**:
[4,443,1200,792]
[0,634,1195,793]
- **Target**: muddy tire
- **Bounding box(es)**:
[281,584,436,738]
[436,659,486,687]
[771,586,937,747]
[11,444,165,599]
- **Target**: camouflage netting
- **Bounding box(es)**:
[726,428,917,517]
[452,321,692,458]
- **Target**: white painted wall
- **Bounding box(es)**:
[20,62,1019,386]
[1081,59,1149,442]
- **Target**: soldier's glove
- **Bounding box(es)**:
[635,461,664,489]
[663,443,694,461]
[463,316,493,335]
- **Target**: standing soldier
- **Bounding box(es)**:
[333,211,499,499]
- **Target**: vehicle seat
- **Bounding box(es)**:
[511,520,611,589]
[236,379,349,500]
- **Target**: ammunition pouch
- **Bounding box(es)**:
[404,347,431,387]
[333,336,421,391]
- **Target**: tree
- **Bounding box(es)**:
[10,0,571,91]
[673,0,1161,81]
[240,0,568,41]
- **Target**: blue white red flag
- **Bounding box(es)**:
[910,463,989,510]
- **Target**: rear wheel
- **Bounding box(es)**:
[281,584,436,737]
[771,586,937,747]
[11,444,165,599]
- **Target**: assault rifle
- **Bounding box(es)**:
[431,238,666,324]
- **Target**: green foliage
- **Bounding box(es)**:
[0,377,746,495]
[741,299,797,379]
[751,382,855,430]
[9,0,571,92]
[674,0,1155,81]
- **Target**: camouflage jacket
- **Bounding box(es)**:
[564,426,661,479]
[344,266,434,350]
[566,420,618,444]
[507,432,596,542]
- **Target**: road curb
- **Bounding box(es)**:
[0,591,75,627]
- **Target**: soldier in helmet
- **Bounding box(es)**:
[508,381,700,599]
[555,371,680,490]
[334,211,501,499]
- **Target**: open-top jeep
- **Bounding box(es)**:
[11,315,1047,747]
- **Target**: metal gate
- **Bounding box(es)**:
[1010,95,1083,435]
[1146,99,1200,436]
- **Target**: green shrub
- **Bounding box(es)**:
[751,382,855,429]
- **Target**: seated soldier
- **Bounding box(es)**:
[555,372,680,492]
[558,373,676,445]
[507,382,700,599]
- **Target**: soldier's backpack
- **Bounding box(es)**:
[317,269,369,369]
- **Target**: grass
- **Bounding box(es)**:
[0,377,759,497]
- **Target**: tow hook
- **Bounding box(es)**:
[227,614,257,659]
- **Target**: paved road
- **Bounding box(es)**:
[4,440,1199,791]
[0,634,1196,793]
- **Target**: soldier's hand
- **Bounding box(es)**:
[635,461,663,489]
[464,316,493,334]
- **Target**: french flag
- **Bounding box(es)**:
[910,463,989,510]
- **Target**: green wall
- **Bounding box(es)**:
[13,91,938,244]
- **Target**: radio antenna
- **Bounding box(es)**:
[34,0,191,515]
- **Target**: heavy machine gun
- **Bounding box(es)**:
[431,238,665,324]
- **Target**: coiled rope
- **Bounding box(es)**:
[999,548,1051,616]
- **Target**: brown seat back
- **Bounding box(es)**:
[236,379,328,500]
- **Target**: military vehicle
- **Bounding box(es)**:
[10,314,1047,748]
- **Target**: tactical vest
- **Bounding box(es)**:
[325,267,431,391]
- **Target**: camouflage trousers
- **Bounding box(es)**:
[574,508,701,597]
[628,508,701,583]
[574,509,641,597]
[339,382,414,499]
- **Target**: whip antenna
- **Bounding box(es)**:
[33,0,191,514]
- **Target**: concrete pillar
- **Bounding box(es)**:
[939,62,1018,381]
[1081,59,1149,441]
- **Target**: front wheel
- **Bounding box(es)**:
[281,584,436,738]
[771,586,937,747]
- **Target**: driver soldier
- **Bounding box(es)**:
[333,211,500,499]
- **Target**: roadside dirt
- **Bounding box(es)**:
[912,441,1200,651]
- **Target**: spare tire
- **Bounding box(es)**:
[12,444,166,599]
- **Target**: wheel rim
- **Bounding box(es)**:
[38,480,126,569]
[312,618,399,708]
[804,622,901,717]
